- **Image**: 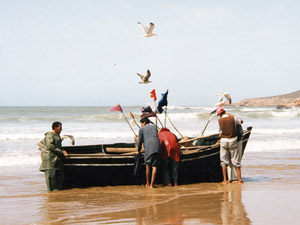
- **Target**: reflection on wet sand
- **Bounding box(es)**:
[39,184,251,224]
[221,188,251,225]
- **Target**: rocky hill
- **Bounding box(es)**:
[233,90,300,107]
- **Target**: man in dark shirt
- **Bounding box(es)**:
[138,117,160,188]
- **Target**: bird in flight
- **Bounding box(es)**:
[137,70,152,84]
[215,92,232,106]
[137,22,157,37]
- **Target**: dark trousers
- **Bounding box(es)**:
[162,158,179,185]
[45,169,64,191]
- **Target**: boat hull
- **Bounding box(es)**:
[62,127,252,188]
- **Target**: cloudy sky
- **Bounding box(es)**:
[0,0,299,106]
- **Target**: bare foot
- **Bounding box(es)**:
[238,180,244,183]
[145,184,150,188]
[150,185,155,188]
[221,180,228,184]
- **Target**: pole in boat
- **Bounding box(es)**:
[166,114,184,138]
[164,106,167,127]
[150,89,164,127]
[156,114,164,127]
[123,114,137,137]
[157,89,169,127]
[201,113,215,136]
[129,112,140,128]
[110,104,137,137]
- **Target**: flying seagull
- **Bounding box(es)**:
[137,22,157,37]
[137,70,152,84]
[215,92,232,107]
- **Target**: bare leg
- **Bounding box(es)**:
[150,166,157,188]
[236,167,243,183]
[145,164,151,187]
[221,165,228,184]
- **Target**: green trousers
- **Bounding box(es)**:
[45,169,64,191]
[162,158,179,185]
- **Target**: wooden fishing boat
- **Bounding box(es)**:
[62,127,252,189]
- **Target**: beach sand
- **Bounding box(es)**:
[1,153,300,225]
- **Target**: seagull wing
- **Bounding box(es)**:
[224,92,232,104]
[137,73,145,81]
[144,70,151,81]
[137,22,148,33]
[148,22,155,34]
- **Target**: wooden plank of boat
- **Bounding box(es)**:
[179,133,218,144]
[105,147,137,153]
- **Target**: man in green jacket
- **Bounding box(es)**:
[39,121,68,191]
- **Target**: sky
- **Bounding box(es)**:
[0,0,300,106]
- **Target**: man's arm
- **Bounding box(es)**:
[45,135,65,156]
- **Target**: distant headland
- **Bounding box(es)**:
[233,90,300,108]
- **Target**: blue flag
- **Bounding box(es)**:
[157,89,168,113]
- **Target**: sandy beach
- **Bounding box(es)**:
[1,152,300,225]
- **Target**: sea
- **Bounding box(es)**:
[1,106,300,225]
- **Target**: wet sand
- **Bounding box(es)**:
[1,150,300,225]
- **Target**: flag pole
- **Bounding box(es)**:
[110,105,137,137]
[153,99,158,128]
[164,106,167,127]
[123,113,137,137]
[153,96,163,127]
[129,112,140,129]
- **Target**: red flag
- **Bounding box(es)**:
[110,104,123,113]
[150,89,157,101]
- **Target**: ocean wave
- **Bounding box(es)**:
[1,107,298,124]
[237,111,299,119]
[167,105,212,110]
[0,131,136,142]
[246,139,300,152]
[1,125,299,142]
[271,111,299,118]
[157,113,200,120]
[252,128,300,135]
[0,154,41,167]
[240,107,276,112]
